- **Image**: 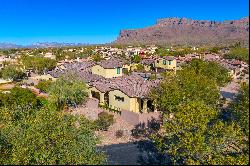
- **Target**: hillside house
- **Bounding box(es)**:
[155,56,177,71]
[44,52,56,59]
[141,58,156,71]
[91,58,129,78]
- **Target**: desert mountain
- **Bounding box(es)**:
[115,17,249,46]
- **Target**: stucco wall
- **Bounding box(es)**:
[129,63,151,72]
[92,65,106,77]
[105,68,122,78]
[144,65,151,71]
[109,90,141,113]
[88,86,105,103]
[123,64,131,70]
[91,65,123,78]
[130,64,138,71]
[155,59,176,70]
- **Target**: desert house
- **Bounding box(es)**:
[91,58,129,78]
[88,73,160,113]
[154,56,177,70]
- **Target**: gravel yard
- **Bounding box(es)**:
[72,98,141,145]
[72,98,158,146]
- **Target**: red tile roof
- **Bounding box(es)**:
[98,58,126,68]
[89,74,160,98]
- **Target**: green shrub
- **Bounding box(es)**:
[136,64,145,71]
[109,107,121,115]
[131,55,141,63]
[123,68,130,75]
[99,103,121,115]
[94,112,115,131]
[0,64,26,81]
[131,127,146,139]
[92,54,103,62]
[224,47,249,62]
[35,80,53,93]
[149,74,157,80]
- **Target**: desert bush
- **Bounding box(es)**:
[115,130,124,138]
[94,112,115,131]
[35,80,52,93]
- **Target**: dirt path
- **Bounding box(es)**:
[220,80,240,101]
[0,83,15,90]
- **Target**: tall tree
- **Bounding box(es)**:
[151,101,248,165]
[149,66,248,165]
[48,75,88,108]
[0,64,26,81]
[224,47,249,62]
[0,86,106,165]
[185,59,232,86]
[21,55,57,74]
[229,84,249,136]
[151,68,220,112]
[0,105,106,165]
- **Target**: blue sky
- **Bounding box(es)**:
[0,0,248,45]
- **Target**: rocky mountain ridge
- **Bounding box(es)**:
[115,17,249,46]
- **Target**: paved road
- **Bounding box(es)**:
[100,142,141,165]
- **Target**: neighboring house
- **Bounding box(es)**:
[185,53,202,60]
[91,58,126,78]
[49,61,103,84]
[141,58,155,71]
[219,61,238,79]
[0,56,14,69]
[44,52,56,59]
[23,74,54,86]
[31,74,57,82]
[154,56,177,70]
[203,53,220,62]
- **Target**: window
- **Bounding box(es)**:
[115,95,124,102]
[117,68,121,74]
[163,60,167,65]
[169,61,172,65]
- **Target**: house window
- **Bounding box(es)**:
[115,95,124,102]
[117,68,121,74]
[169,61,172,65]
[163,59,167,65]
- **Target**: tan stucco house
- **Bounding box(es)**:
[88,73,160,113]
[91,58,127,78]
[155,56,177,70]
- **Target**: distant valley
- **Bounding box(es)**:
[0,42,89,49]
